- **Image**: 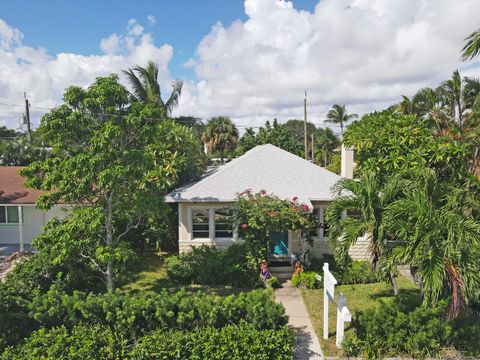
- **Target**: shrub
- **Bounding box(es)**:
[344,301,452,358]
[291,272,320,289]
[2,323,295,360]
[309,256,382,285]
[131,322,295,360]
[266,276,280,289]
[1,325,128,360]
[28,286,288,337]
[0,285,35,351]
[165,244,257,287]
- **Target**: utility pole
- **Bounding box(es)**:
[304,91,307,160]
[24,92,31,142]
[311,133,314,162]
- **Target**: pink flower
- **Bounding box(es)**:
[292,196,298,202]
[260,190,267,195]
[240,223,248,230]
[301,204,310,212]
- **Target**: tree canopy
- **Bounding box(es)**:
[22,75,204,291]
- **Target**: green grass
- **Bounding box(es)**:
[303,277,420,357]
[121,251,247,297]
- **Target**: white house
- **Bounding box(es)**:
[0,166,66,253]
[166,144,369,259]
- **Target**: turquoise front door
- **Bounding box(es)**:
[269,231,289,255]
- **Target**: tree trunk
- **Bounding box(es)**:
[390,272,399,296]
[106,194,115,292]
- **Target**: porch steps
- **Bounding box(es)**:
[270,266,293,280]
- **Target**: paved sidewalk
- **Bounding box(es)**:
[275,281,323,360]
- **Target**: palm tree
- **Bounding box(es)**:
[325,104,358,135]
[326,171,405,294]
[123,61,183,117]
[462,27,480,61]
[385,170,480,319]
[201,117,239,164]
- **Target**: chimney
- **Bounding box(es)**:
[341,144,354,179]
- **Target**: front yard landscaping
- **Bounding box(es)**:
[303,277,480,358]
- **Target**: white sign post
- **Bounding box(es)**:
[323,262,337,340]
[336,293,352,348]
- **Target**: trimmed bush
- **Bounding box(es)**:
[165,244,257,287]
[2,323,294,360]
[291,272,320,289]
[1,325,128,360]
[28,286,287,337]
[342,301,452,359]
[131,322,294,360]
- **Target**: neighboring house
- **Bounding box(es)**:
[166,144,369,259]
[0,166,66,252]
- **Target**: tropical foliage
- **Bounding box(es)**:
[325,104,358,135]
[20,75,204,291]
[123,61,183,117]
[201,116,239,164]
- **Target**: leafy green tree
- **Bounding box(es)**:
[325,104,358,135]
[315,127,341,167]
[201,116,239,164]
[22,75,204,291]
[385,170,480,319]
[344,111,469,182]
[123,61,183,117]
[326,171,404,294]
[256,119,301,155]
[462,27,480,61]
[236,127,257,155]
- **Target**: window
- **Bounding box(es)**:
[192,209,210,238]
[313,207,329,239]
[215,208,233,238]
[0,206,20,224]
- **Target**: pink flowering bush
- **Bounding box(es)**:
[232,190,319,271]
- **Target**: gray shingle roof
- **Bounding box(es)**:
[165,144,341,204]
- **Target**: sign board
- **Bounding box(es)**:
[324,270,337,302]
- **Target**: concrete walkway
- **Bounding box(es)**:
[275,281,323,360]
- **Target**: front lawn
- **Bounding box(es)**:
[303,278,480,358]
[303,277,420,357]
[121,251,247,296]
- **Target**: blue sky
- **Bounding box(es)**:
[0,0,479,130]
[0,0,316,80]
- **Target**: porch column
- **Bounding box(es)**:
[18,205,24,252]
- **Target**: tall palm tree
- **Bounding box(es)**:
[201,117,239,164]
[326,171,405,294]
[123,61,183,117]
[462,27,480,61]
[385,170,480,319]
[325,104,358,135]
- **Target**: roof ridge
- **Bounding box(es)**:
[175,144,270,195]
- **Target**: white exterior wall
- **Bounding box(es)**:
[177,201,334,258]
[0,205,67,245]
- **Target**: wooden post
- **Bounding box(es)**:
[18,206,24,252]
[336,293,352,348]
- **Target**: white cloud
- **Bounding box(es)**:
[0,19,173,128]
[147,15,156,26]
[175,0,480,130]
